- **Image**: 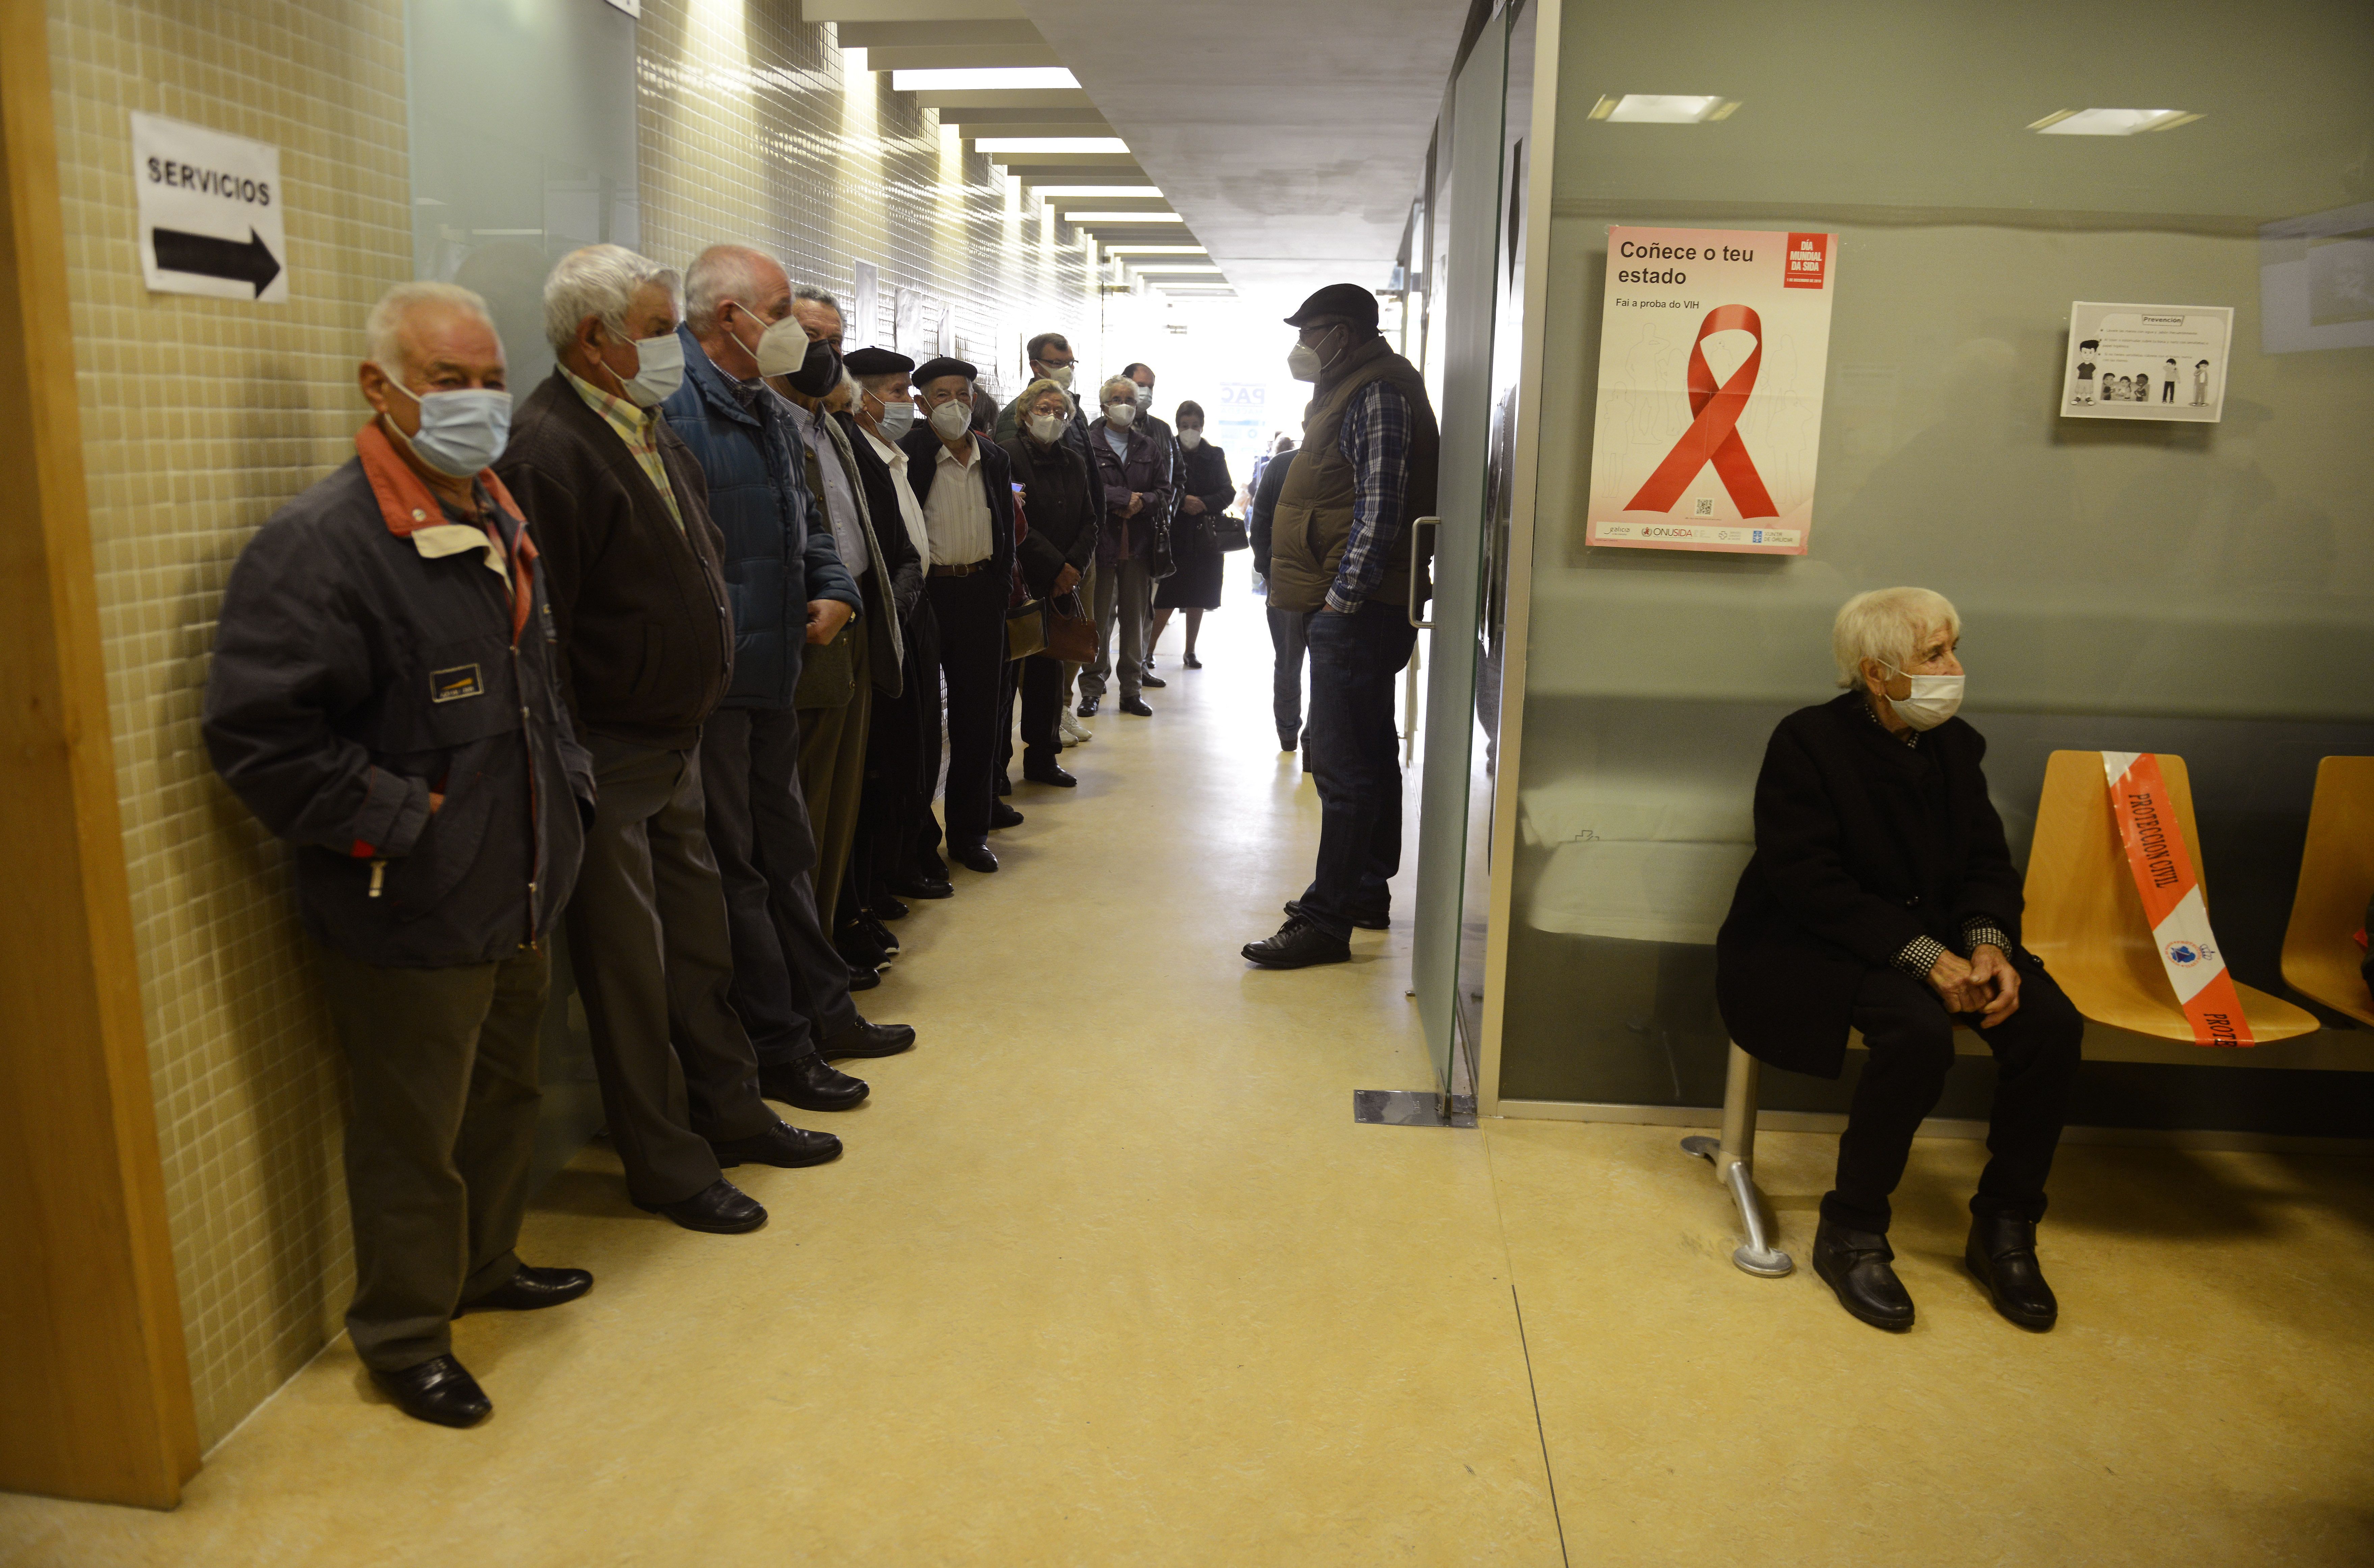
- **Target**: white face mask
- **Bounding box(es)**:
[750,315,817,380]
[618,328,685,407]
[1105,401,1137,429]
[1286,342,1323,382]
[928,398,972,440]
[1027,411,1069,444]
[1882,663,1966,730]
[379,372,512,478]
[1132,383,1152,408]
[1178,428,1203,451]
[1037,363,1074,390]
[871,397,915,440]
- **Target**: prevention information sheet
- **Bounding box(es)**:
[1585,226,1837,556]
[2059,301,2232,423]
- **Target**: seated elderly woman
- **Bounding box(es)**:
[1715,587,2082,1334]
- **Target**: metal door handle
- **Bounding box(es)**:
[1407,515,1441,629]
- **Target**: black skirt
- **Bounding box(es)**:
[1155,527,1224,609]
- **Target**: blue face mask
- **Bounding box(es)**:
[381,372,512,478]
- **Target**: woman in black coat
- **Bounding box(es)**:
[1714,587,2081,1336]
[1149,399,1234,668]
[1000,377,1097,786]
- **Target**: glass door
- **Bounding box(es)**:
[1409,8,1512,1104]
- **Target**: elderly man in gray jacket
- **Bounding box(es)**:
[205,282,595,1430]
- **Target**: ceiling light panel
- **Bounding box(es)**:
[1593,94,1734,124]
[1062,212,1184,223]
[890,68,1080,91]
[1030,186,1163,198]
[2029,108,2200,135]
[973,137,1130,154]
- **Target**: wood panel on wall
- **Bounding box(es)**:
[0,0,200,1510]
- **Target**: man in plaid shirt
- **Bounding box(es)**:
[1244,284,1441,969]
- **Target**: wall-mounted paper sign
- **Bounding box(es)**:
[1585,226,1837,556]
[130,112,287,302]
[2059,302,2231,422]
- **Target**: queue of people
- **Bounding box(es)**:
[199,243,1225,1430]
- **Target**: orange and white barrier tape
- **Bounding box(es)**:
[2101,751,2255,1046]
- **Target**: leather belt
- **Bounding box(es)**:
[929,559,993,577]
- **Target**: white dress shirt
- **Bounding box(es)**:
[862,426,934,566]
[921,438,995,567]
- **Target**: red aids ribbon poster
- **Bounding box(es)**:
[2100,751,2257,1046]
[1587,227,1837,555]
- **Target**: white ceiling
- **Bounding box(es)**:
[1013,0,1475,311]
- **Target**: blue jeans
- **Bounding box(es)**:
[1286,599,1416,940]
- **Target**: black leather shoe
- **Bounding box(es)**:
[1024,762,1077,788]
[951,841,998,873]
[1813,1219,1915,1331]
[836,927,891,973]
[455,1264,592,1317]
[758,1053,869,1112]
[1348,906,1390,930]
[822,1019,918,1059]
[1967,1213,2059,1330]
[871,895,910,922]
[372,1355,491,1428]
[636,1177,767,1234]
[1278,728,1300,753]
[1138,671,1167,689]
[889,875,954,900]
[1077,695,1101,717]
[1120,696,1154,717]
[1183,653,1203,669]
[710,1121,843,1169]
[996,772,1012,796]
[855,913,900,955]
[847,963,881,991]
[989,802,1025,830]
[1241,915,1351,969]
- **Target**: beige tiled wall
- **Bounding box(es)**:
[48,0,1098,1452]
[634,0,1100,395]
[47,0,413,1451]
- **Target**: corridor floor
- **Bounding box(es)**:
[5,599,2373,1566]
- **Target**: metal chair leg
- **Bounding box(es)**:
[1682,1041,1793,1277]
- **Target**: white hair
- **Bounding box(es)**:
[1832,587,1961,688]
[684,244,783,336]
[542,244,681,355]
[1099,375,1137,404]
[792,284,842,319]
[366,281,495,371]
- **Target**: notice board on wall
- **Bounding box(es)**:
[1585,227,1837,556]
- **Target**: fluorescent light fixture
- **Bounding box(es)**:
[1104,245,1208,256]
[1128,264,1224,274]
[1032,186,1163,198]
[1594,94,1733,124]
[973,137,1129,154]
[890,68,1080,91]
[1062,211,1184,224]
[2029,107,2200,135]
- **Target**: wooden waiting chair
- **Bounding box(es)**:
[2280,756,2374,1028]
[2024,750,2319,1044]
[1685,748,2323,1279]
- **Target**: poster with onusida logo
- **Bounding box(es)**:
[1586,226,1837,555]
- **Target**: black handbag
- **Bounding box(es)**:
[1210,514,1249,552]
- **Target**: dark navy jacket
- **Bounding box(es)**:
[661,324,860,709]
[203,431,594,968]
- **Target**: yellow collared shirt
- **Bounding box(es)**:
[563,365,684,531]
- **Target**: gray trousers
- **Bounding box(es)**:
[568,735,777,1207]
[319,940,546,1372]
[1081,555,1153,700]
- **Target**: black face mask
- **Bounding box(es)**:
[787,338,842,397]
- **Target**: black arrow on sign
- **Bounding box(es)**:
[151,226,282,297]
